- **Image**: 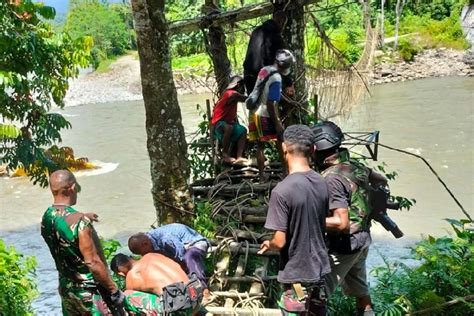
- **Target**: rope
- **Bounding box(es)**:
[345,134,472,221]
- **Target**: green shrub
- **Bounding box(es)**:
[65,0,132,68]
[329,219,473,315]
[100,238,126,291]
[398,38,421,62]
[0,239,38,315]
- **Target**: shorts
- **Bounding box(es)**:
[278,281,327,316]
[60,287,109,315]
[214,121,246,144]
[248,113,277,142]
[325,247,370,298]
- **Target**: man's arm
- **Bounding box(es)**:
[325,175,351,233]
[227,92,247,104]
[326,208,350,233]
[259,188,288,254]
[258,230,286,254]
[266,81,283,135]
[79,226,118,293]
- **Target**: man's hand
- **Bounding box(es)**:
[284,85,295,97]
[110,290,125,306]
[257,240,270,255]
[84,212,99,222]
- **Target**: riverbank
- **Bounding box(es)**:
[64,48,473,106]
[371,48,473,84]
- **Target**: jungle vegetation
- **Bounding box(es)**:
[60,0,469,72]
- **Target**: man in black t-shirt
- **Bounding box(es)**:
[258,125,330,316]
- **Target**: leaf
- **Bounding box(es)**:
[37,5,56,20]
[444,218,462,227]
[0,124,21,139]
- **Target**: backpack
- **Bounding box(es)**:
[245,70,278,110]
[161,273,203,313]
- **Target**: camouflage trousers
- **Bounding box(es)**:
[60,287,193,315]
[60,286,109,316]
[124,290,193,316]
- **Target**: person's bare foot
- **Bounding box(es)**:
[222,155,236,164]
[233,157,249,166]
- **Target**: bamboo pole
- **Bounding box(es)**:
[169,0,319,35]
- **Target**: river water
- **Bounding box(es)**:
[0,76,472,314]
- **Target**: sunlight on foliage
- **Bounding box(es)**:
[0,239,38,316]
[0,0,92,187]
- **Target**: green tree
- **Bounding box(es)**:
[65,0,131,68]
[0,0,92,186]
[0,239,38,315]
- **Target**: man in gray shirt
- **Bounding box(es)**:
[258,125,331,315]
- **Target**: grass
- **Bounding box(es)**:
[171,53,211,75]
[95,56,118,73]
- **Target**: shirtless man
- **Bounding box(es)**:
[110,253,189,295]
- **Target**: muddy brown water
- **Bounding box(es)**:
[0,76,472,314]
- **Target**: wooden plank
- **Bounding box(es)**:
[169,0,319,35]
[211,291,265,298]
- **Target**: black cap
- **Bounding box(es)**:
[283,124,315,147]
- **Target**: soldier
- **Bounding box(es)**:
[312,121,387,316]
[41,170,125,315]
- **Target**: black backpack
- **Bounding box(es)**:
[161,273,203,314]
[245,70,278,110]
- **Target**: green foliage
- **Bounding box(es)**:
[100,238,122,262]
[64,0,132,68]
[329,219,474,315]
[0,0,91,187]
[0,239,38,315]
[0,124,21,139]
[165,2,204,57]
[100,238,126,291]
[397,38,422,62]
[385,2,468,50]
[193,201,217,239]
[172,53,210,74]
[188,104,214,181]
[374,161,416,210]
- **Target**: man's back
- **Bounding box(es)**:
[126,253,189,295]
[41,206,95,287]
[265,170,331,283]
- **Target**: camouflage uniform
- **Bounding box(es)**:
[41,206,110,315]
[322,149,373,233]
[321,149,374,298]
[123,290,193,316]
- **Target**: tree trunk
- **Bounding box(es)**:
[130,0,193,224]
[394,0,406,50]
[202,0,232,96]
[280,2,308,125]
[381,0,386,47]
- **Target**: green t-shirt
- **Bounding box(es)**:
[41,206,95,290]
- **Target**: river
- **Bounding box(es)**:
[0,76,472,314]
